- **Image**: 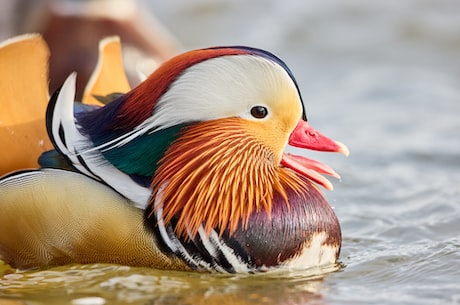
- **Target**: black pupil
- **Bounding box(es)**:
[251,106,268,119]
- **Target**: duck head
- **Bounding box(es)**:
[74,46,348,270]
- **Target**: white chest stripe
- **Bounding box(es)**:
[198,227,251,273]
[154,185,251,273]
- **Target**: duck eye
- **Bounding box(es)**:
[250,106,268,119]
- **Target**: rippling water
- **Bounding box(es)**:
[1,1,459,304]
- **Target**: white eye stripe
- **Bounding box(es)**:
[144,55,295,128]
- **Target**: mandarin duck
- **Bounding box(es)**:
[0,43,349,273]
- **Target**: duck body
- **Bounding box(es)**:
[0,168,338,272]
[0,46,347,273]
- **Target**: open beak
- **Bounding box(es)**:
[281,120,349,190]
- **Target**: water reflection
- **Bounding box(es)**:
[0,263,341,305]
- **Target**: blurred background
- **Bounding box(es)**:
[1,0,459,304]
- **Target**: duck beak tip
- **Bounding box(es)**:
[335,141,350,157]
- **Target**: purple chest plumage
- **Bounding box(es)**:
[146,176,341,273]
[232,178,341,268]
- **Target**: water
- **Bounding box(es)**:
[1,0,460,304]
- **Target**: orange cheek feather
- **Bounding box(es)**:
[149,118,307,239]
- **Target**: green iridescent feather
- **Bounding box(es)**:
[101,124,186,176]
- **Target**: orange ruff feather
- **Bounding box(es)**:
[150,118,308,238]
